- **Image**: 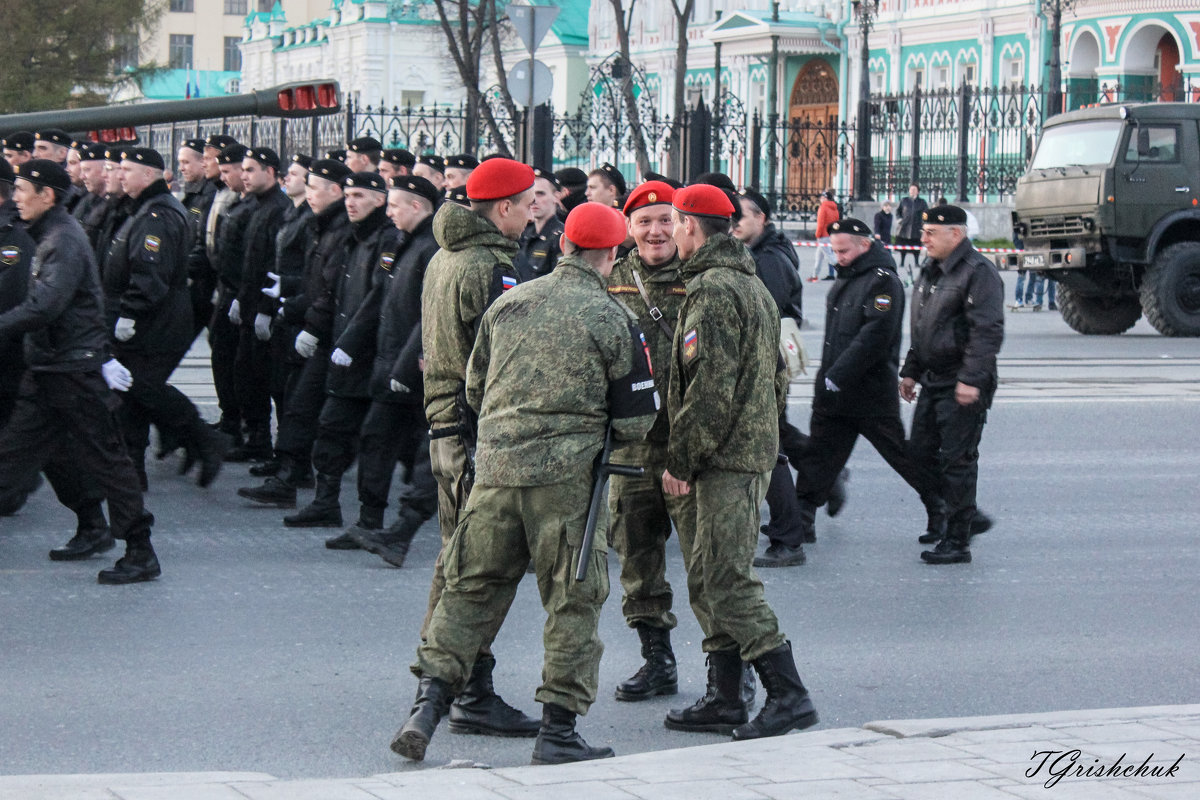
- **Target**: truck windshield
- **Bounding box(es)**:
[1029,120,1124,169]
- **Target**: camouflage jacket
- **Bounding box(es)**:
[607,248,685,448]
[467,255,658,487]
[666,233,782,480]
[421,201,521,427]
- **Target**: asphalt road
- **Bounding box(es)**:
[2,267,1199,779]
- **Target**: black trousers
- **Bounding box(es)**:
[234,323,273,430]
[908,385,989,534]
[275,349,330,475]
[357,400,437,517]
[209,288,241,429]
[190,270,216,339]
[269,323,303,422]
[796,409,939,508]
[894,236,922,272]
[310,394,372,480]
[0,371,152,540]
[115,348,198,460]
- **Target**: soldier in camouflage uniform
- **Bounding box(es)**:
[418,158,539,739]
[661,184,819,741]
[393,201,657,766]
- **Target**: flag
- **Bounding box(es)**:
[184,68,191,99]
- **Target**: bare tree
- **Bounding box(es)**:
[666,0,696,173]
[605,0,651,176]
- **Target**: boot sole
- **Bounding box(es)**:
[663,718,743,735]
[285,518,343,528]
[921,553,972,564]
[97,566,162,585]
[390,729,429,761]
[614,684,678,702]
[753,555,806,568]
[446,720,540,738]
[49,538,116,561]
[531,750,616,765]
[239,496,298,509]
[731,709,820,741]
[358,541,408,567]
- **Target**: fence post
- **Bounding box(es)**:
[750,111,762,189]
[686,100,711,183]
[279,118,288,161]
[908,86,921,188]
[956,82,970,202]
[344,96,355,145]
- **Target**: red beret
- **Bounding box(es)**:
[465,158,535,201]
[622,180,675,217]
[672,183,735,220]
[564,202,628,250]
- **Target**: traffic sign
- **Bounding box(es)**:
[507,58,553,108]
[507,4,559,54]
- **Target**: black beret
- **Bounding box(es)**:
[597,162,626,195]
[2,132,35,152]
[479,153,507,161]
[390,175,441,207]
[244,147,280,170]
[531,167,560,189]
[344,171,387,193]
[218,144,249,165]
[309,159,351,185]
[103,147,127,163]
[644,171,684,189]
[446,186,470,206]
[739,187,771,218]
[291,153,313,170]
[0,158,13,184]
[692,171,737,192]
[348,136,382,154]
[445,154,479,170]
[554,167,587,188]
[923,204,968,225]
[205,134,238,151]
[382,149,416,168]
[324,148,347,162]
[34,129,71,148]
[15,158,71,192]
[417,154,445,173]
[181,138,207,154]
[79,143,106,162]
[828,217,871,236]
[123,147,165,170]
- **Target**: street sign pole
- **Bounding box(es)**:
[507,3,559,164]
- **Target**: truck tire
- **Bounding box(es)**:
[1140,242,1200,337]
[1057,283,1141,335]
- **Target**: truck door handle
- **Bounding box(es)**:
[1175,186,1191,193]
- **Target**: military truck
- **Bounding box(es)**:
[1006,103,1200,336]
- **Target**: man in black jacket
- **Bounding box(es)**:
[349,175,441,566]
[901,206,1004,564]
[0,159,160,584]
[177,138,218,339]
[894,184,927,281]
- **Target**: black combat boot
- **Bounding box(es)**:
[754,542,806,567]
[530,703,615,765]
[225,423,272,463]
[969,510,993,537]
[826,468,849,517]
[447,655,540,737]
[353,506,427,567]
[97,532,161,585]
[731,641,818,740]
[328,505,385,553]
[238,476,298,508]
[49,502,114,561]
[921,524,971,564]
[615,624,678,701]
[191,419,228,488]
[389,675,453,762]
[248,458,281,477]
[796,499,817,544]
[664,649,748,734]
[918,496,947,544]
[741,662,757,709]
[283,474,343,529]
[211,416,244,450]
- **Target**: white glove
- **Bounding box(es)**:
[114,317,135,342]
[331,348,353,367]
[262,271,282,299]
[101,358,133,392]
[824,377,840,392]
[390,379,411,394]
[228,298,241,325]
[254,313,272,341]
[295,330,318,359]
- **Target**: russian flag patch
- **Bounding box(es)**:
[502,275,517,292]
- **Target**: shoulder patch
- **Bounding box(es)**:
[501,274,517,292]
[873,294,892,312]
[682,328,699,361]
[144,235,161,253]
[379,251,395,270]
[0,245,20,265]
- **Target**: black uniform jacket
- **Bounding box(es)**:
[268,201,314,360]
[291,199,351,344]
[215,193,257,292]
[102,180,193,356]
[813,240,904,417]
[513,215,564,281]
[185,178,221,282]
[371,213,437,404]
[93,195,132,277]
[749,222,803,323]
[0,204,107,372]
[1,200,35,390]
[900,237,1005,391]
[327,204,391,398]
[237,186,291,318]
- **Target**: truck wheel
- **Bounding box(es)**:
[1057,284,1141,335]
[1140,242,1200,337]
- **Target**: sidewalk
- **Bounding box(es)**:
[5,705,1197,799]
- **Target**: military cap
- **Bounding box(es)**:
[217,144,249,165]
[325,148,347,162]
[344,171,387,193]
[739,187,771,218]
[446,186,470,206]
[244,147,280,170]
[382,148,416,169]
[531,167,560,189]
[291,153,313,170]
[181,138,207,155]
[309,158,351,184]
[205,134,238,151]
[445,154,479,171]
[828,217,872,237]
[596,162,626,195]
[79,143,106,162]
[554,167,587,189]
[34,129,71,148]
[623,180,675,217]
[465,157,535,201]
[389,175,440,207]
[417,154,445,174]
[565,202,627,250]
[673,183,735,220]
[922,204,968,225]
[0,158,14,184]
[2,131,35,152]
[644,171,683,189]
[347,136,382,154]
[15,158,71,192]
[103,147,127,163]
[122,147,165,170]
[692,171,736,192]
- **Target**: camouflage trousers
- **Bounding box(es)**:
[674,468,786,660]
[416,470,610,716]
[608,442,686,631]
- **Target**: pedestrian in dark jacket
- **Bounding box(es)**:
[873,201,893,245]
[894,184,928,279]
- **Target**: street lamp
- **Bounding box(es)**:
[851,0,878,201]
[1040,0,1075,118]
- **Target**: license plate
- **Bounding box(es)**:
[1023,253,1045,268]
